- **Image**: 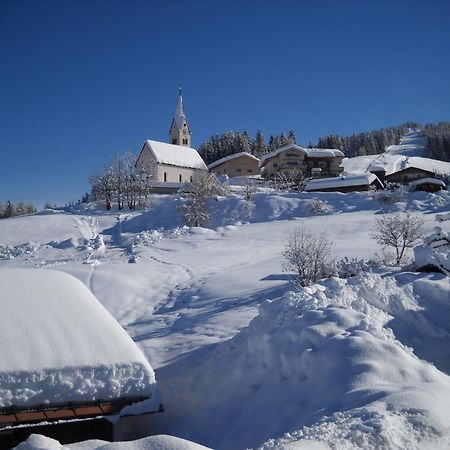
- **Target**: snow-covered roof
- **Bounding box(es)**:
[0,268,156,409]
[144,140,207,170]
[409,178,446,187]
[260,144,344,167]
[305,173,381,191]
[207,152,260,170]
[368,163,386,172]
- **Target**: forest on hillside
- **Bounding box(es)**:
[198,122,450,165]
[423,122,450,162]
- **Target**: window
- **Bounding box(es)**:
[318,161,327,168]
[285,152,298,157]
[164,172,167,182]
[237,168,242,172]
[307,161,314,168]
[172,138,177,144]
[286,161,298,166]
[179,174,182,182]
[190,176,193,182]
[247,169,253,173]
[183,138,188,145]
[273,163,278,168]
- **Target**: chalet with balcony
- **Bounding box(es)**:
[259,144,344,180]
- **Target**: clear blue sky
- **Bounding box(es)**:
[1,0,449,206]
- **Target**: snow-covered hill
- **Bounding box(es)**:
[342,128,450,177]
[2,187,450,449]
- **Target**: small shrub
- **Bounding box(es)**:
[282,227,335,286]
[306,197,332,215]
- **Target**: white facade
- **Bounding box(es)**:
[136,140,207,185]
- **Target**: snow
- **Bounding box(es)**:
[207,152,259,170]
[0,268,156,409]
[385,128,427,157]
[2,175,450,449]
[413,227,450,275]
[144,140,207,170]
[341,128,450,177]
[409,177,446,187]
[14,434,211,450]
[259,144,344,167]
[158,273,450,449]
[305,173,380,191]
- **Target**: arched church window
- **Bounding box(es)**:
[179,174,182,182]
[164,172,167,182]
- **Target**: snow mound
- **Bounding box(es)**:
[159,274,450,449]
[0,269,156,409]
[13,434,211,450]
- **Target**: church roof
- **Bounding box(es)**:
[144,140,207,170]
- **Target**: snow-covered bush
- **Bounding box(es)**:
[413,226,450,276]
[282,227,335,286]
[333,257,375,278]
[373,185,407,204]
[371,211,425,265]
[305,197,332,215]
[0,241,40,259]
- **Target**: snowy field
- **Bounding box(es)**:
[2,181,450,449]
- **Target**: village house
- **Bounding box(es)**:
[409,178,446,193]
[305,173,384,193]
[207,152,260,177]
[259,143,345,180]
[384,165,436,184]
[135,89,207,192]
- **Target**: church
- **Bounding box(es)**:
[135,89,207,192]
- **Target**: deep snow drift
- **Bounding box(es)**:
[157,273,450,449]
[1,184,450,449]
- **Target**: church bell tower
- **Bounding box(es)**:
[169,87,191,147]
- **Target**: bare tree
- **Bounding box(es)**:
[178,172,228,227]
[282,227,334,286]
[371,211,425,265]
[272,170,310,191]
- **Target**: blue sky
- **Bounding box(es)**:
[1,0,449,206]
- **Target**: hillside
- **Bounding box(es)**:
[2,184,450,449]
[342,129,450,178]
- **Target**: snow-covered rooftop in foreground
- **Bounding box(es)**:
[207,152,259,170]
[305,173,380,191]
[144,140,207,170]
[0,269,156,409]
[260,144,344,166]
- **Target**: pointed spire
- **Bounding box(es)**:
[174,85,185,130]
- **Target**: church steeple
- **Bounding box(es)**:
[169,86,191,147]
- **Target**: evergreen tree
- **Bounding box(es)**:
[288,129,297,144]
